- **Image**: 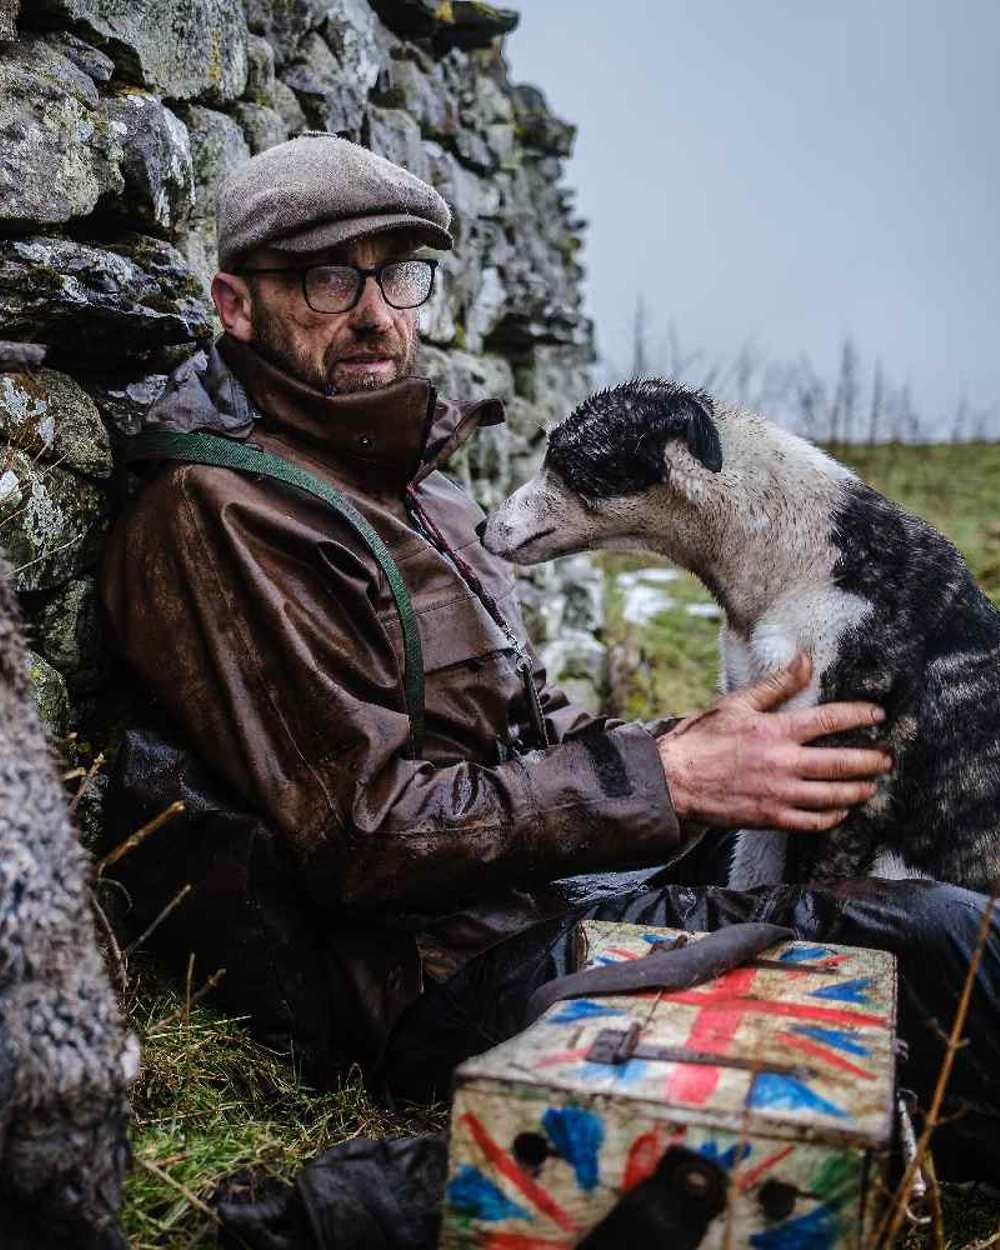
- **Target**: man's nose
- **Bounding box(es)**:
[348,275,394,328]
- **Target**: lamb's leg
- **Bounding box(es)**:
[728,829,788,888]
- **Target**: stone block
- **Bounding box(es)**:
[26,648,70,738]
[243,33,275,104]
[322,0,391,97]
[233,101,288,154]
[0,449,109,592]
[181,104,251,219]
[83,371,168,437]
[26,0,249,104]
[0,37,124,227]
[370,0,517,51]
[102,91,195,236]
[366,105,430,182]
[41,30,115,81]
[424,141,500,232]
[511,84,576,158]
[245,0,326,66]
[0,368,112,479]
[0,235,214,362]
[176,219,220,295]
[271,77,308,135]
[384,55,460,140]
[282,31,366,138]
[33,576,107,692]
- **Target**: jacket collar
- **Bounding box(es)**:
[217,335,505,492]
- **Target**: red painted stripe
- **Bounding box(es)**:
[460,1112,576,1233]
[737,1144,795,1190]
[536,1047,590,1068]
[621,1126,686,1191]
[778,1031,876,1080]
[604,946,641,961]
[660,990,886,1029]
[665,968,758,1105]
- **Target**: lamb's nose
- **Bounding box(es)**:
[475,518,488,541]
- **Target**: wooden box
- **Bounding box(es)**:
[441,921,897,1249]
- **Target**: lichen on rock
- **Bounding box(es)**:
[0,368,113,479]
[0,36,124,227]
[0,234,214,361]
[26,0,250,103]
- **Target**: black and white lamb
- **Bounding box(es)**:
[483,378,1000,894]
[0,552,136,1248]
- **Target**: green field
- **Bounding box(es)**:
[121,442,1000,1247]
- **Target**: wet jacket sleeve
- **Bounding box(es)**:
[101,467,684,911]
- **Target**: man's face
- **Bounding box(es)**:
[215,233,422,394]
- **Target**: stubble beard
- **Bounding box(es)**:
[251,305,418,395]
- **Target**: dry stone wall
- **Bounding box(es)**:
[0,0,605,830]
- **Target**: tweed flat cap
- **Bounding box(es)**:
[216,132,453,270]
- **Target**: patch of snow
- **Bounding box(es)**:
[621,584,677,625]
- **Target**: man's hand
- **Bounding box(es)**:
[657,653,892,831]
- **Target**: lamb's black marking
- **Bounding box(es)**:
[544,379,723,498]
[789,481,1000,892]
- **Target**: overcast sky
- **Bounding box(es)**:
[506,1,1000,439]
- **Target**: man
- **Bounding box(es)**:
[101,135,998,1172]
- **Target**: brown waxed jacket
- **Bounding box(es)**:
[100,335,684,1053]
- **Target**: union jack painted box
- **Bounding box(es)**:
[440,921,897,1250]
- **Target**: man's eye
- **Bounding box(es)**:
[311,268,359,297]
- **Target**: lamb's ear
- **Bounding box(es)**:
[683,397,723,473]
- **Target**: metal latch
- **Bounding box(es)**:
[586,1021,817,1079]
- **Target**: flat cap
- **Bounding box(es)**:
[216,132,453,271]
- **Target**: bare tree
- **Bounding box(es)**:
[869,360,885,446]
[631,295,649,379]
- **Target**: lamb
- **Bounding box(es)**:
[0,550,136,1248]
[483,378,1000,894]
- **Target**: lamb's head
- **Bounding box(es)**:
[483,378,724,567]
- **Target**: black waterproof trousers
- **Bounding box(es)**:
[381,875,1000,1183]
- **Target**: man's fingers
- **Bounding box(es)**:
[786,700,885,742]
[794,746,894,780]
[776,807,851,833]
[781,780,878,810]
[742,653,811,713]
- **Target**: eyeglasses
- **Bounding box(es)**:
[235,259,438,314]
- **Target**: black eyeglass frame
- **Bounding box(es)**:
[234,258,439,314]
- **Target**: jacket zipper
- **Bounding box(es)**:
[404,484,552,751]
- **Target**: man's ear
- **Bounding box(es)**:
[211,272,254,342]
[682,395,723,473]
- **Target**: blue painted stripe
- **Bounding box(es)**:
[779,945,831,962]
[542,1107,604,1192]
[447,1165,530,1221]
[751,1073,850,1120]
[809,977,873,1003]
[699,1140,753,1170]
[749,1201,841,1249]
[791,1025,870,1056]
[547,999,626,1023]
[574,1058,650,1086]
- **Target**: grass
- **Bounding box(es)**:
[117,441,999,1246]
[119,963,444,1248]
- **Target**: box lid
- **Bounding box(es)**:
[456,921,897,1149]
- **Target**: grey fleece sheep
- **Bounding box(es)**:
[0,553,136,1248]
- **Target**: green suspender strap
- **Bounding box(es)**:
[119,431,425,759]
